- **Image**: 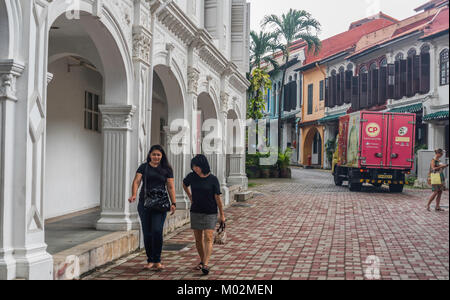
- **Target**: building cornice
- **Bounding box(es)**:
[148,0,250,90]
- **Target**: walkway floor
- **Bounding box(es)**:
[45,209,111,255]
[83,168,449,280]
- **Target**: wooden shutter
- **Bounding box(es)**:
[351,76,359,111]
[379,66,387,105]
[413,55,420,95]
[331,74,336,107]
[394,61,401,100]
[407,56,413,97]
[360,73,368,109]
[367,71,373,107]
[400,59,407,98]
[291,81,298,111]
[336,74,341,106]
[283,84,289,112]
[420,53,431,94]
[340,73,345,105]
[344,71,352,104]
[388,64,395,100]
[372,69,379,106]
[325,78,329,108]
[308,84,313,115]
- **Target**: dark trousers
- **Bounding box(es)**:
[138,202,167,263]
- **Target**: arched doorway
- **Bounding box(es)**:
[302,127,323,167]
[197,92,220,175]
[225,109,244,184]
[45,8,133,232]
[151,64,185,148]
[151,64,186,208]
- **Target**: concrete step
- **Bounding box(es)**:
[235,191,254,202]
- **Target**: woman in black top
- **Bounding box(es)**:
[183,155,226,275]
[129,145,176,271]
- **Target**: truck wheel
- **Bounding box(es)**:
[334,172,343,186]
[389,184,404,193]
[349,180,362,192]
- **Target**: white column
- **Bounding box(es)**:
[6,0,54,280]
[0,60,25,280]
[96,105,140,231]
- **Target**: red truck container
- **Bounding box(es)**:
[332,111,416,193]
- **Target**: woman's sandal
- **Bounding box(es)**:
[143,263,154,270]
[194,262,204,271]
[201,265,210,276]
[435,208,446,212]
[154,264,165,272]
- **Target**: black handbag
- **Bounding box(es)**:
[142,164,171,212]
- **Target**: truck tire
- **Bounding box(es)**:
[334,168,343,186]
[389,184,404,193]
[349,181,362,192]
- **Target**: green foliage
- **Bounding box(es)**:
[325,138,337,165]
[278,148,293,169]
[247,68,272,120]
[250,30,281,71]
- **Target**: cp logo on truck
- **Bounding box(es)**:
[366,123,381,138]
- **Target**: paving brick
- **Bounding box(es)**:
[85,169,449,281]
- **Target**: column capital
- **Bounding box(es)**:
[188,66,200,95]
[100,105,136,131]
[0,60,25,102]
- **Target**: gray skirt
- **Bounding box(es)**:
[190,212,218,230]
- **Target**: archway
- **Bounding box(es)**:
[302,127,323,167]
[44,6,133,235]
[151,65,185,149]
[197,92,219,174]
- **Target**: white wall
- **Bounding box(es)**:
[45,58,102,219]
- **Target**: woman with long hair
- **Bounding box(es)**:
[183,154,226,276]
[427,149,448,212]
[129,145,177,271]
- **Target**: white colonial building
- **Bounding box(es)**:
[0,0,250,280]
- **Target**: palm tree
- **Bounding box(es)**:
[250,30,280,72]
[262,9,322,152]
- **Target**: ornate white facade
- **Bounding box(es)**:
[0,0,250,280]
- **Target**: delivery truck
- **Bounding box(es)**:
[332,111,416,193]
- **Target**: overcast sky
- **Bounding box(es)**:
[248,0,428,40]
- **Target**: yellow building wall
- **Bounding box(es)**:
[299,65,326,167]
[301,65,326,123]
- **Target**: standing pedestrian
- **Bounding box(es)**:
[129,145,177,271]
[427,149,448,212]
[183,155,226,276]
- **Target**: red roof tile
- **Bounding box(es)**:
[302,18,396,66]
[422,6,449,38]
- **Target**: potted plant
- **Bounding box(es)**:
[246,153,261,179]
[270,165,280,178]
[278,148,293,178]
[260,165,271,178]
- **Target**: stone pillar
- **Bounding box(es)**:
[0,60,25,280]
[164,126,189,210]
[96,105,140,231]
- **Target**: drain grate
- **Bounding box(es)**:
[163,243,191,252]
[232,203,255,208]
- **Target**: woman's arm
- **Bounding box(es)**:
[167,178,176,215]
[215,194,225,223]
[183,184,193,204]
[167,178,176,204]
[128,173,142,203]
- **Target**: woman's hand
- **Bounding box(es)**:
[128,195,137,203]
[219,214,226,224]
[170,204,176,216]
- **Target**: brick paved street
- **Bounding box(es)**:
[84,168,449,280]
